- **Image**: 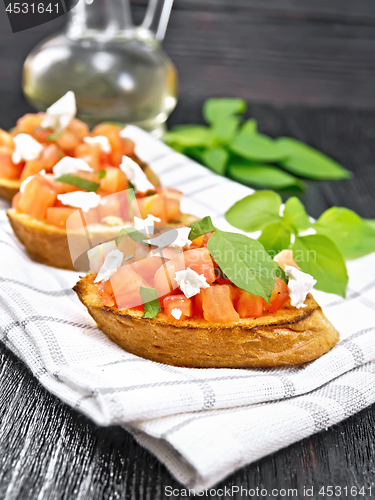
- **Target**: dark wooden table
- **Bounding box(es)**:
[1,1,375,499]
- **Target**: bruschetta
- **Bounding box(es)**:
[7,156,190,270]
[73,225,339,368]
[0,92,157,200]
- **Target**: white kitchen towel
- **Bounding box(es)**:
[0,126,374,490]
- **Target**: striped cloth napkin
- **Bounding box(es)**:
[0,126,375,490]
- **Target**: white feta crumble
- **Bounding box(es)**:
[120,155,154,193]
[20,170,46,193]
[174,268,209,299]
[171,308,182,320]
[134,214,161,235]
[284,265,317,309]
[94,249,124,283]
[119,126,130,139]
[12,134,44,164]
[53,157,93,177]
[83,135,112,153]
[57,191,101,212]
[41,91,77,132]
[144,227,192,250]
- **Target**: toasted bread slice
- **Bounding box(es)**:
[0,177,20,202]
[74,275,339,368]
[7,209,198,271]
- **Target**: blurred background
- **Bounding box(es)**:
[1,0,375,217]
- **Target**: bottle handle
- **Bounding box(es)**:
[141,0,174,41]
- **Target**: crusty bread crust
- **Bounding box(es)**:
[74,274,340,368]
[7,209,198,270]
[0,178,20,202]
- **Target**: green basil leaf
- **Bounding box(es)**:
[164,125,214,148]
[228,162,303,190]
[211,117,239,142]
[225,190,282,232]
[203,98,247,124]
[230,132,287,162]
[188,216,216,240]
[140,287,161,319]
[183,146,205,163]
[258,222,292,256]
[117,227,153,247]
[54,174,100,192]
[241,119,257,135]
[367,219,375,230]
[48,129,64,141]
[283,197,312,232]
[201,147,228,175]
[98,169,106,179]
[277,137,353,180]
[208,230,276,301]
[292,234,348,297]
[315,207,375,260]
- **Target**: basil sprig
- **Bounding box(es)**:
[140,287,161,319]
[188,216,285,301]
[188,216,215,240]
[225,191,375,297]
[207,230,278,302]
[55,174,100,192]
[164,98,352,191]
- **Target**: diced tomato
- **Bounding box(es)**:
[51,181,80,195]
[18,175,57,220]
[110,265,148,309]
[263,277,290,313]
[92,123,122,137]
[45,207,77,228]
[158,187,182,200]
[0,146,23,179]
[165,197,182,222]
[190,235,204,248]
[131,256,164,285]
[122,138,135,157]
[154,260,178,298]
[74,143,101,171]
[192,292,204,318]
[100,167,128,194]
[98,280,115,307]
[15,113,48,143]
[0,129,14,149]
[173,247,216,284]
[19,144,62,181]
[67,118,90,142]
[20,159,44,182]
[55,129,81,154]
[135,194,167,224]
[163,295,192,320]
[154,247,216,298]
[236,289,264,318]
[273,249,300,271]
[98,193,122,220]
[12,192,21,210]
[200,285,240,323]
[92,124,135,166]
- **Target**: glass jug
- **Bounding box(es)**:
[22,0,177,137]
